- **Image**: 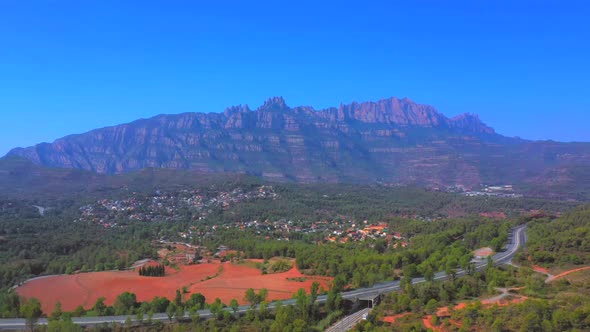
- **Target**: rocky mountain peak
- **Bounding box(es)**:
[258,96,288,112]
[223,104,251,116]
[12,95,573,189]
[450,113,495,134]
[341,97,444,126]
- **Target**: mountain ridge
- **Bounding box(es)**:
[7,97,590,194]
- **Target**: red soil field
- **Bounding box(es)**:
[187,262,331,306]
[17,261,331,314]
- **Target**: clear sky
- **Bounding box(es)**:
[1,1,589,155]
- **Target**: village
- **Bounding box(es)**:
[152,221,410,271]
[175,219,408,248]
[77,186,411,250]
[77,185,278,227]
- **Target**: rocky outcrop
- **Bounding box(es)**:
[7,97,590,189]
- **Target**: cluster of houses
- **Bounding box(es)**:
[78,186,410,250]
[77,186,278,227]
[324,222,408,248]
[171,218,410,254]
[461,184,523,198]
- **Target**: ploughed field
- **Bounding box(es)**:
[17,260,332,314]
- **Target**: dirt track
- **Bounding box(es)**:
[546,266,590,282]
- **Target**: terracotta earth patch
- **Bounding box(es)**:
[531,264,551,275]
[17,260,331,314]
[382,312,410,324]
[473,247,494,258]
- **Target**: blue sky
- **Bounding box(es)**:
[1,1,589,155]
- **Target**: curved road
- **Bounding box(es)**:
[0,225,526,330]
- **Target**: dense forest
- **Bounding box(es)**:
[523,204,590,267]
[0,200,157,292]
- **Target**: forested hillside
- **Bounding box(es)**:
[524,204,590,267]
[359,205,590,331]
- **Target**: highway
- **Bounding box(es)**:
[337,224,527,301]
[325,308,370,332]
[0,225,526,330]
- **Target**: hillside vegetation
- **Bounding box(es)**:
[524,204,590,267]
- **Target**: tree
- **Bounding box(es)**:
[124,316,133,328]
[292,318,308,332]
[403,263,418,279]
[430,314,439,327]
[92,297,107,316]
[230,299,239,314]
[151,296,170,312]
[271,304,293,332]
[209,298,224,320]
[258,288,268,303]
[175,303,185,320]
[424,266,435,282]
[49,301,63,321]
[189,307,200,325]
[113,292,137,315]
[20,298,42,331]
[72,305,86,317]
[425,299,438,314]
[245,288,258,308]
[326,277,344,312]
[147,310,154,324]
[309,282,319,319]
[135,308,144,324]
[166,302,176,321]
[0,291,21,318]
[445,263,457,282]
[294,288,309,321]
[223,309,232,322]
[258,301,269,319]
[47,316,83,332]
[175,289,183,306]
[187,293,206,310]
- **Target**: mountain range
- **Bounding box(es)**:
[6,97,590,199]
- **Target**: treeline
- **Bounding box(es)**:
[138,264,165,277]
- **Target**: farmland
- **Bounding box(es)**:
[16,260,331,314]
